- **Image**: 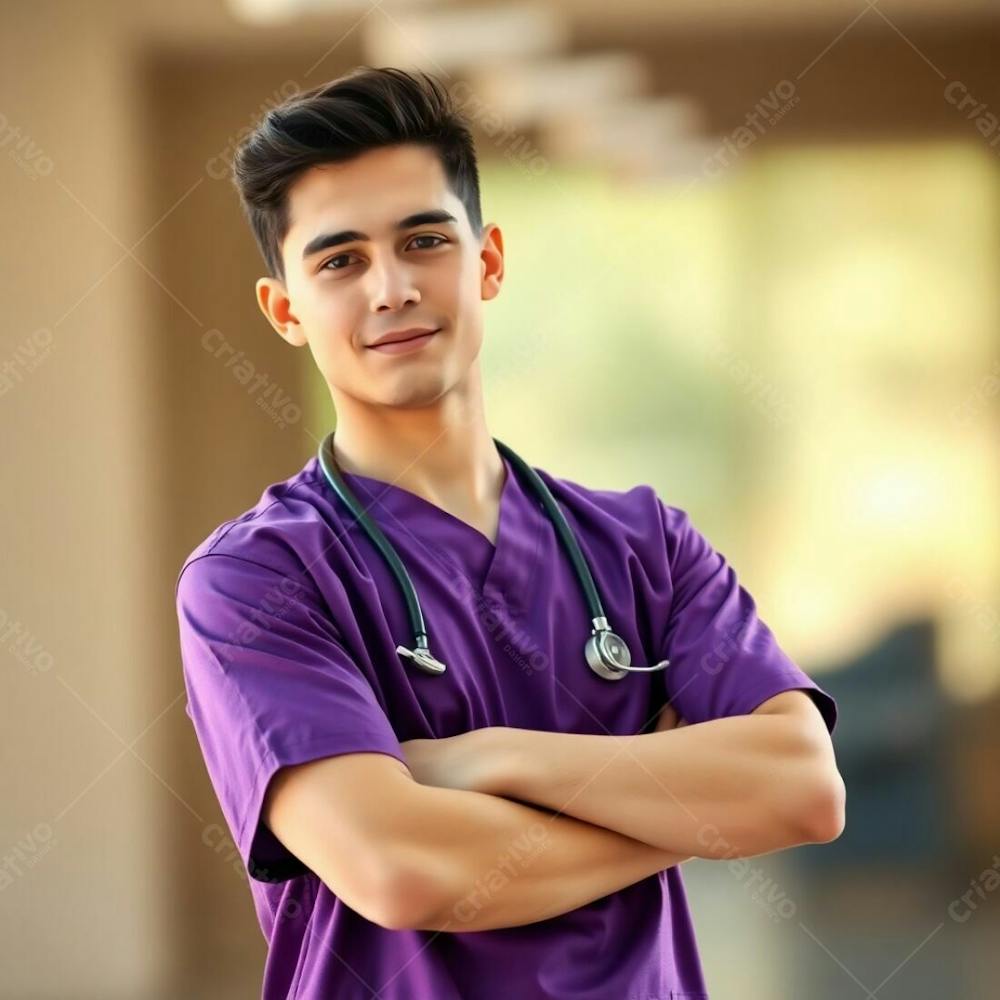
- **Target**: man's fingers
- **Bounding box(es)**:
[654,702,681,732]
[653,701,691,733]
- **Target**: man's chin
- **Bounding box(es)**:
[376,377,452,409]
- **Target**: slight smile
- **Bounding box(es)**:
[366,328,441,355]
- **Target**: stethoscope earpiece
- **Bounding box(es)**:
[318,431,670,682]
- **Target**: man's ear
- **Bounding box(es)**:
[480,222,504,303]
[256,276,307,347]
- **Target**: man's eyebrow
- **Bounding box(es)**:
[301,209,459,260]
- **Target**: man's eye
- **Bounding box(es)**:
[322,253,355,271]
[409,234,447,250]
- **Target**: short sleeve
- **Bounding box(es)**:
[658,504,838,735]
[176,553,407,884]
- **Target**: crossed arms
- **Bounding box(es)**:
[262,688,844,933]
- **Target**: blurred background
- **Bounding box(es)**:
[3,0,1000,996]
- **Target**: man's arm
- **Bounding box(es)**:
[415,691,845,860]
[263,751,689,934]
[408,778,690,933]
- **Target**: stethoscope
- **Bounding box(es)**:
[317,431,671,682]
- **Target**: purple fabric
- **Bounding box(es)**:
[176,451,837,1000]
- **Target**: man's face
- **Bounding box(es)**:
[258,143,503,410]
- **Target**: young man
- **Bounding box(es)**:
[176,66,844,1000]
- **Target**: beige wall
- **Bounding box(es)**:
[2,5,172,997]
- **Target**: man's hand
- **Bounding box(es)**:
[653,701,689,734]
[399,728,505,795]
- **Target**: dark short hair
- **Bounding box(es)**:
[232,66,483,282]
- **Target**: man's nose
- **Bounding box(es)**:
[368,255,421,312]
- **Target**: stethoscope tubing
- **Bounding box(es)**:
[317,431,670,681]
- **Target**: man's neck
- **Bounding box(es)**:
[327,388,506,524]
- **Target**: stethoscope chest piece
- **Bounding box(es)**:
[584,616,672,680]
[585,621,633,681]
[397,643,447,676]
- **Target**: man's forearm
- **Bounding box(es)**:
[484,709,843,859]
[391,779,689,933]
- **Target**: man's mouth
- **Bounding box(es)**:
[366,328,440,355]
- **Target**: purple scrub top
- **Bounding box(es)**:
[176,448,837,1000]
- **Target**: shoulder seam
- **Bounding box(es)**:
[206,473,326,554]
[176,474,327,597]
[175,551,308,601]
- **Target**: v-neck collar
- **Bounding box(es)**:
[329,451,544,616]
[336,453,512,548]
